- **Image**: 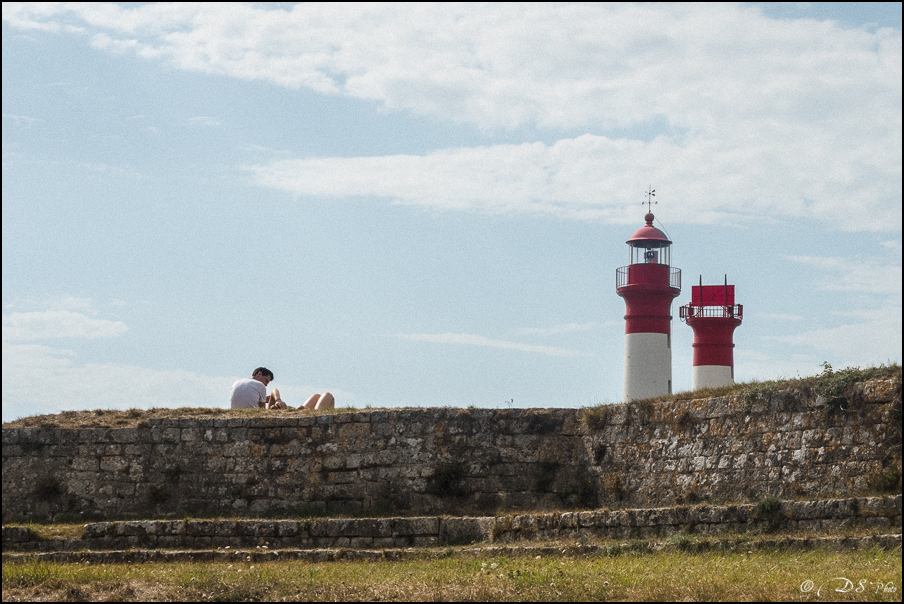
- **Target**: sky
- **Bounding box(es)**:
[2,2,901,422]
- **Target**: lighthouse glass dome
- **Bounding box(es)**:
[626,212,672,266]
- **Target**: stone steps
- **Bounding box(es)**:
[4,495,900,555]
[2,534,901,565]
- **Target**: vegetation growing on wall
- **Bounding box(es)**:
[581,363,901,412]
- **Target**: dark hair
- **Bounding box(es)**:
[252,367,274,380]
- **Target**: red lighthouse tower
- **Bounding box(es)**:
[679,277,743,389]
[616,211,681,401]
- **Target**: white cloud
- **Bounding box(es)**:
[1,339,233,417]
[514,322,600,336]
[3,4,898,129]
[51,296,97,313]
[247,133,899,229]
[2,113,40,127]
[775,323,903,364]
[0,299,356,419]
[396,332,589,357]
[1,335,354,421]
[785,255,903,295]
[76,161,144,179]
[4,3,900,231]
[770,254,902,365]
[187,116,222,128]
[756,313,804,321]
[771,304,903,362]
[2,310,127,341]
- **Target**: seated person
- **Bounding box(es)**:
[230,367,335,410]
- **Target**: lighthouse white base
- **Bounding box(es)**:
[623,332,672,402]
[693,365,734,391]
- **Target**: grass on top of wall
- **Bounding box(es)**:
[1,404,397,431]
[5,363,900,431]
[601,362,901,408]
[580,363,901,434]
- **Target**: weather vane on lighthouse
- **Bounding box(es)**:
[644,186,657,213]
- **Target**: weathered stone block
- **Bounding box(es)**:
[83,522,113,538]
[2,526,31,542]
[439,517,493,545]
[865,516,891,529]
[393,517,438,536]
[99,457,130,474]
[349,536,373,548]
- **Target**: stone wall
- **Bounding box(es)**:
[2,377,900,523]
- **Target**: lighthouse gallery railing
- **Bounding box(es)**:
[616,266,682,290]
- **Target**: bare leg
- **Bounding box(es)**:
[299,392,335,410]
[267,389,287,409]
[315,392,335,410]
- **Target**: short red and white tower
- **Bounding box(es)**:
[616,211,681,401]
[679,277,743,390]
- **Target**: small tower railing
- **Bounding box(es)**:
[679,304,743,321]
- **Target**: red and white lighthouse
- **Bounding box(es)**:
[679,277,743,390]
[616,212,681,402]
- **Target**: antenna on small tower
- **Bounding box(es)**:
[643,185,657,213]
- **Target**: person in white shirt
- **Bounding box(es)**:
[229,367,273,409]
[229,367,334,410]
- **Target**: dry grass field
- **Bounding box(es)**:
[3,544,902,602]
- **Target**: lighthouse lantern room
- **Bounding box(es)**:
[616,211,681,402]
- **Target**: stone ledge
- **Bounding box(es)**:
[5,495,899,553]
[2,534,900,565]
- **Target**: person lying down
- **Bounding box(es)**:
[268,388,334,410]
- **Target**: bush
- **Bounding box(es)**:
[754,495,784,532]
